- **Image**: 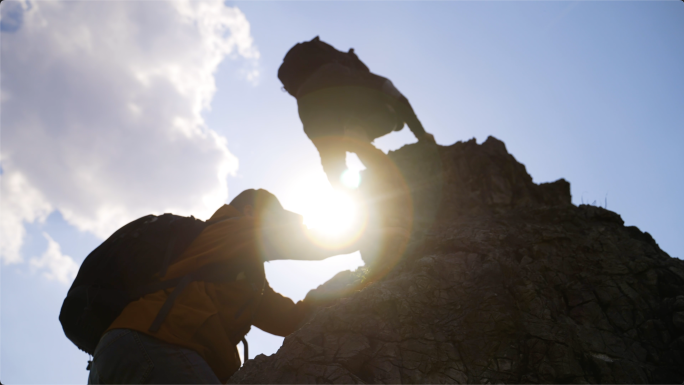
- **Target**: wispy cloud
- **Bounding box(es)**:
[0,173,52,264]
[1,1,259,266]
[30,233,78,285]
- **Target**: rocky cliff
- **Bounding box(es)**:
[230,137,684,384]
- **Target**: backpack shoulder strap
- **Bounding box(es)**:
[145,216,248,333]
[144,256,251,333]
[148,274,193,332]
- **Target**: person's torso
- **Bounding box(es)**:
[107,209,266,381]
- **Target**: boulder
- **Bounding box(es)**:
[229,137,684,383]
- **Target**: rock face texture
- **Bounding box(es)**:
[230,137,684,383]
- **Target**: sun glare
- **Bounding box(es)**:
[340,169,361,189]
[282,168,369,249]
[304,190,358,236]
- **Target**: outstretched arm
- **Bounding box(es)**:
[251,277,362,336]
[251,283,312,337]
[394,98,435,144]
[259,221,411,263]
[312,137,348,190]
[380,78,435,144]
[259,222,361,262]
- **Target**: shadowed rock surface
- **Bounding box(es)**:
[229,137,684,384]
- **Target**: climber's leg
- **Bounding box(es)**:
[88,329,221,384]
[346,135,412,229]
[333,134,412,271]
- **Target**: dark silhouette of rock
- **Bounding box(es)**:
[229,137,684,384]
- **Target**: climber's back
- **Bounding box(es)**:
[278,36,434,190]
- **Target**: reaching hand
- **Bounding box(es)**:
[303,270,358,308]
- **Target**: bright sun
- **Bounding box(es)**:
[283,168,367,249]
[303,190,357,236]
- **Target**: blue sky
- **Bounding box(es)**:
[1,1,683,383]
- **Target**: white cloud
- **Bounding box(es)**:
[0,172,52,264]
[0,1,258,265]
[30,233,78,285]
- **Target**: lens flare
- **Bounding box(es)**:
[340,169,361,189]
[298,188,368,250]
[304,191,356,235]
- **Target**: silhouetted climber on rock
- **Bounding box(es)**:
[279,37,434,269]
[62,189,385,384]
[279,36,435,192]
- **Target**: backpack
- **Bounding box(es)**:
[59,213,252,355]
[278,36,370,97]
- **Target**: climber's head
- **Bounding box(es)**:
[230,189,303,224]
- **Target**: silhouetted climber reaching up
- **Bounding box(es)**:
[61,189,392,384]
[278,36,435,191]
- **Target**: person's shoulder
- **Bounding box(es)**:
[206,205,255,231]
[210,216,255,229]
[208,204,240,220]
